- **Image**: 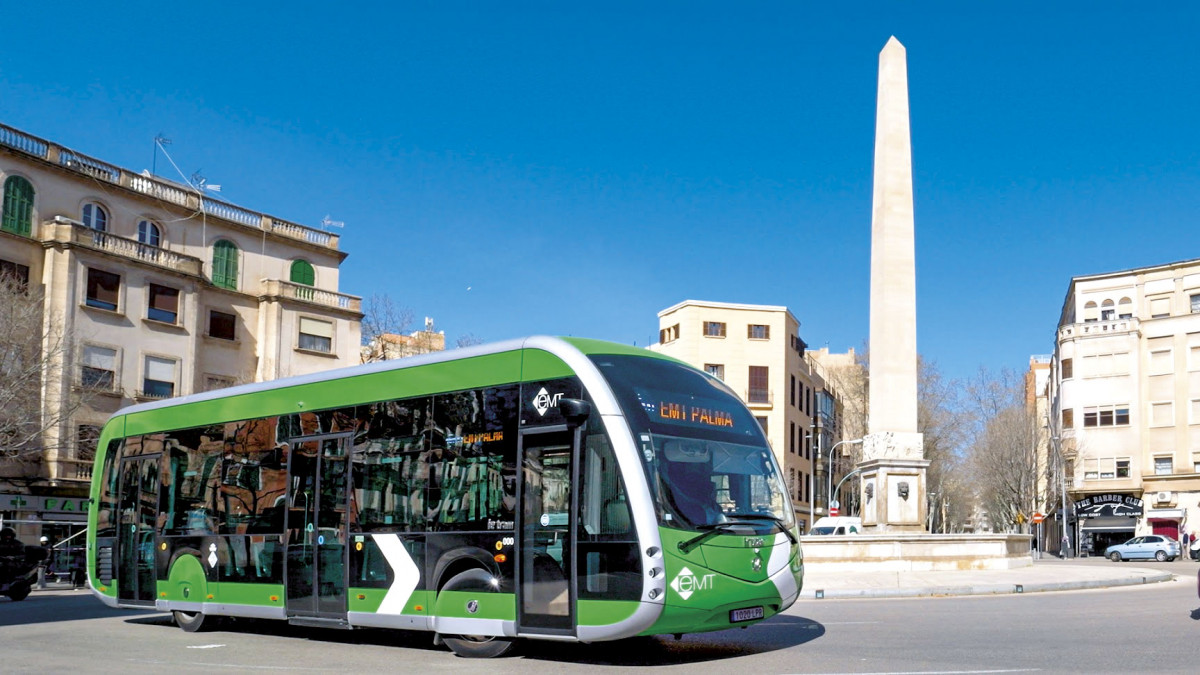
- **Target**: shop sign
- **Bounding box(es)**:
[1,493,88,515]
[1075,493,1143,519]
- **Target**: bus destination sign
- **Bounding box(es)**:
[657,399,735,428]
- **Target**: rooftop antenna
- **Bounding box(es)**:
[320,214,345,230]
[191,170,222,193]
[152,134,171,176]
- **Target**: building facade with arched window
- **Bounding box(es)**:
[1049,258,1200,557]
[0,121,363,540]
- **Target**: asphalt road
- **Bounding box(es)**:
[3,573,1198,674]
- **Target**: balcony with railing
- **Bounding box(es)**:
[1058,317,1138,341]
[745,388,773,407]
[43,217,204,276]
[0,121,340,251]
[261,279,362,313]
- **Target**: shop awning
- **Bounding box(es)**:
[1080,516,1137,532]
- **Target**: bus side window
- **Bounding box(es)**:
[352,397,431,532]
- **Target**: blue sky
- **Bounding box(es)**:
[3,3,1197,384]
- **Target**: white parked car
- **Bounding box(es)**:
[808,516,862,535]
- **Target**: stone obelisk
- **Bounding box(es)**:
[859,36,929,532]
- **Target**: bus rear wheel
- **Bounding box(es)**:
[173,610,214,632]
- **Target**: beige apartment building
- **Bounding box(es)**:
[1049,259,1200,556]
[0,121,362,540]
[649,300,847,531]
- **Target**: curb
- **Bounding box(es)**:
[800,571,1176,600]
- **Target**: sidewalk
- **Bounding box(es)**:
[799,558,1182,599]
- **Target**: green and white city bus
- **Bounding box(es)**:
[87,336,802,657]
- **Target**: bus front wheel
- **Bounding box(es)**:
[442,633,516,659]
[173,610,213,633]
[438,568,515,658]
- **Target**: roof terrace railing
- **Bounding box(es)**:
[0,120,339,250]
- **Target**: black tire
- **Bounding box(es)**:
[6,580,31,601]
[1155,550,1167,562]
[1109,552,1121,562]
[438,568,516,658]
[173,610,214,632]
[442,634,517,659]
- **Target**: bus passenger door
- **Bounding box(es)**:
[116,454,160,605]
[517,428,577,634]
[285,435,351,621]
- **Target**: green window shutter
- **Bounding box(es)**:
[289,259,315,286]
[2,176,35,236]
[212,240,239,290]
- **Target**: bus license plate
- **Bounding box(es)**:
[729,606,764,623]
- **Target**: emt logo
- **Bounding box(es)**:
[532,388,563,417]
[670,566,715,601]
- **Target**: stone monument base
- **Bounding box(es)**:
[799,533,1033,572]
[858,453,929,532]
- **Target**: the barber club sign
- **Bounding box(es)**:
[1075,493,1143,519]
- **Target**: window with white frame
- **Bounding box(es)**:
[1100,299,1115,321]
[138,220,162,247]
[1190,342,1200,371]
[704,363,724,380]
[298,317,333,353]
[1154,456,1174,475]
[82,202,108,231]
[1082,404,1130,427]
[1192,294,1200,314]
[1191,399,1200,425]
[142,355,177,398]
[81,345,117,391]
[1118,297,1133,319]
[1151,401,1174,426]
[703,321,726,337]
[1116,458,1130,478]
[1081,457,1131,480]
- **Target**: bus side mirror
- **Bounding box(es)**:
[558,398,592,426]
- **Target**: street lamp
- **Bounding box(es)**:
[826,438,863,514]
[1052,435,1071,558]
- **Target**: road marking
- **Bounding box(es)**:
[808,670,1039,675]
[186,644,226,649]
[132,659,329,671]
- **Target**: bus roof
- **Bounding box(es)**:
[106,336,678,432]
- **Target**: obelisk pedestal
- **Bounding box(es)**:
[860,36,929,533]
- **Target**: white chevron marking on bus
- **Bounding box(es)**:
[374,533,420,614]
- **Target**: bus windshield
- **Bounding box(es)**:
[590,354,793,533]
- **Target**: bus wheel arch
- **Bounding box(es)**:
[436,567,516,658]
[433,547,499,593]
[167,549,217,632]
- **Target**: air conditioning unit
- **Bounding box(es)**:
[1154,491,1173,504]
